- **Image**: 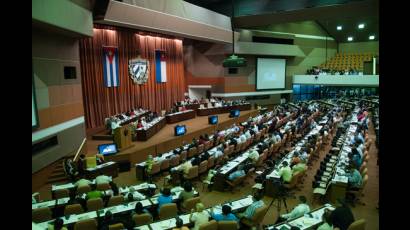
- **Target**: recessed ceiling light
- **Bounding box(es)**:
[337,26,342,30]
[348,36,353,41]
[358,24,365,29]
[369,35,375,40]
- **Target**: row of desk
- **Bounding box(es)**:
[136,117,167,141]
[35,187,249,230]
[165,110,196,124]
[265,204,335,230]
[197,103,252,116]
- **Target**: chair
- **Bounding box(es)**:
[199,220,218,230]
[217,221,238,230]
[359,162,367,174]
[87,198,104,211]
[184,165,199,181]
[170,155,180,167]
[181,197,201,212]
[198,160,208,175]
[225,175,246,193]
[158,203,178,220]
[347,175,368,205]
[109,223,125,230]
[160,159,170,172]
[180,151,187,161]
[207,156,215,169]
[283,172,301,191]
[73,219,98,230]
[54,188,69,199]
[77,185,91,195]
[96,182,111,191]
[32,207,52,223]
[204,141,212,151]
[197,144,205,154]
[347,218,366,230]
[107,195,124,207]
[360,168,368,178]
[188,147,198,158]
[64,204,84,215]
[240,205,269,229]
[133,213,153,226]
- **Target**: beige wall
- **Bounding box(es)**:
[32,27,86,173]
[184,21,337,102]
[338,41,379,54]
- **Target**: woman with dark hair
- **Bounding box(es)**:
[179,181,194,202]
[172,217,189,230]
[47,218,67,230]
[157,188,173,211]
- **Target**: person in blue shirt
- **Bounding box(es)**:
[157,188,173,211]
[211,205,239,222]
[346,165,362,190]
[349,149,362,170]
[228,166,245,181]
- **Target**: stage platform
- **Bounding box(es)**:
[86,109,260,165]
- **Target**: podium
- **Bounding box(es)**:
[113,125,132,150]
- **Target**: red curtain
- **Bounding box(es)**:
[79,25,185,129]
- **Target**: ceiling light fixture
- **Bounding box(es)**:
[348,36,353,41]
[369,35,375,40]
[358,24,365,29]
[337,26,342,30]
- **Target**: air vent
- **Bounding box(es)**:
[252,36,294,45]
[32,136,58,155]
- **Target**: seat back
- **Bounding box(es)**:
[251,205,268,222]
[133,213,153,226]
[77,185,91,195]
[217,221,238,230]
[96,182,111,191]
[207,156,215,168]
[188,147,198,158]
[182,197,201,211]
[107,195,124,207]
[180,151,187,161]
[347,218,366,230]
[197,144,205,154]
[184,165,199,180]
[87,198,104,211]
[149,161,161,175]
[199,160,208,174]
[170,155,180,167]
[160,159,170,171]
[361,168,368,178]
[109,223,125,230]
[158,203,178,220]
[199,220,218,230]
[32,207,52,223]
[54,188,70,199]
[64,204,84,215]
[73,219,98,230]
[204,141,212,151]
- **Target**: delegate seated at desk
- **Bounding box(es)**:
[157,188,173,211]
[189,203,210,230]
[237,192,265,220]
[278,161,292,183]
[247,149,259,164]
[276,196,310,223]
[210,205,239,222]
[95,173,112,185]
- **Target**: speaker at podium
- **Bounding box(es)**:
[113,125,132,150]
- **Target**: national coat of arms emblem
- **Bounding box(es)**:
[129,57,149,84]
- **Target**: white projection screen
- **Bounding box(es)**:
[256,58,286,90]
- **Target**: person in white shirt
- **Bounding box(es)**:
[240,132,247,143]
[245,130,252,139]
[276,196,310,223]
[252,124,259,133]
[232,124,240,133]
[95,173,111,185]
[141,117,148,127]
[275,132,282,143]
[75,178,92,187]
[189,203,210,230]
[110,119,121,134]
[269,133,278,144]
[214,147,224,158]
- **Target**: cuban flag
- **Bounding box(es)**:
[155,50,167,83]
[102,46,120,87]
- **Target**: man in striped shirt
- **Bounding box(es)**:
[237,192,265,219]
